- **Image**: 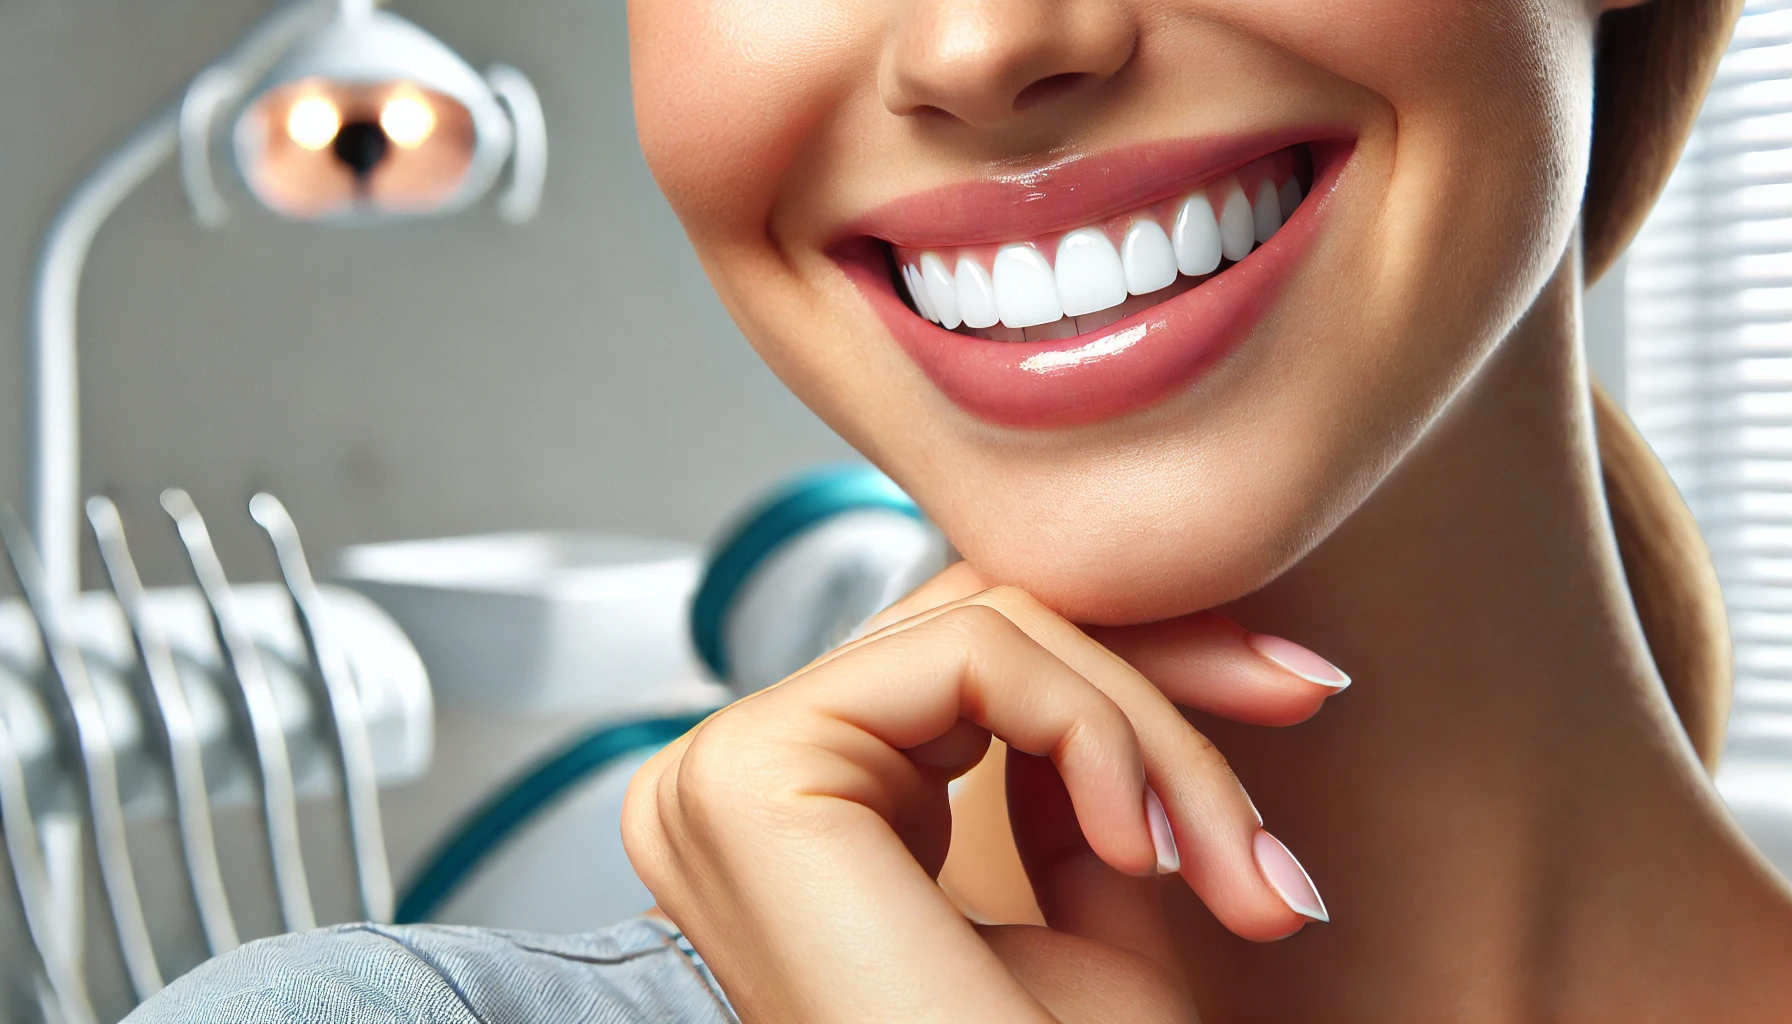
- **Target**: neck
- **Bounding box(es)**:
[1181,256,1792,1019]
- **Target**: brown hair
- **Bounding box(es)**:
[1585,0,1743,771]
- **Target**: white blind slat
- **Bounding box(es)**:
[1627,1,1792,827]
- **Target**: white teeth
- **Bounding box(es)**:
[1279,177,1303,222]
[1122,219,1178,296]
[955,257,1000,329]
[993,244,1064,328]
[1218,180,1254,262]
[1253,179,1282,244]
[903,264,934,322]
[920,252,961,330]
[1054,227,1127,317]
[903,154,1302,337]
[1172,192,1222,277]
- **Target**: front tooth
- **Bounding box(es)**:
[1172,193,1221,277]
[902,264,926,315]
[1218,180,1255,262]
[1054,228,1127,317]
[1252,179,1282,244]
[1279,177,1303,221]
[920,252,961,329]
[993,244,1064,328]
[955,257,1000,329]
[906,264,938,322]
[1122,220,1178,295]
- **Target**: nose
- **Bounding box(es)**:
[882,0,1136,130]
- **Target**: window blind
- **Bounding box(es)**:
[1627,0,1792,856]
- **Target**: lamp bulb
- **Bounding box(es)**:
[379,93,436,149]
[286,96,342,151]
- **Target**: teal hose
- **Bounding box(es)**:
[394,711,709,924]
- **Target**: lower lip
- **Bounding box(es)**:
[843,142,1348,429]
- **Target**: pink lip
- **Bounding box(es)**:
[836,135,1352,429]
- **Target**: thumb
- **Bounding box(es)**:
[1005,749,1183,976]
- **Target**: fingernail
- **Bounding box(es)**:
[1246,633,1351,690]
[1145,787,1180,875]
[1253,830,1329,923]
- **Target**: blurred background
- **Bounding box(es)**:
[0,0,851,583]
[0,1,863,1020]
[0,1,1786,1022]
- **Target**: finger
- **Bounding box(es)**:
[626,605,1180,1021]
[858,560,990,635]
[1090,613,1350,727]
[790,606,1159,877]
[1005,749,1183,975]
[843,571,1347,729]
[836,586,1324,940]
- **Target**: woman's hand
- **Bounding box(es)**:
[622,565,1346,1023]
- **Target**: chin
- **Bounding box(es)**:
[905,457,1333,626]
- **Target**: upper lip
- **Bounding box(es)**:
[836,125,1350,250]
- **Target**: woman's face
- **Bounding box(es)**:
[629,0,1611,624]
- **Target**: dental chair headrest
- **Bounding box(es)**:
[691,464,950,696]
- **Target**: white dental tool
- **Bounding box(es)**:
[162,488,316,934]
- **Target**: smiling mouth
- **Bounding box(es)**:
[837,134,1345,428]
[884,144,1313,343]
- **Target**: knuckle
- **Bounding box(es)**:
[1184,726,1237,779]
[980,584,1042,615]
[674,719,747,804]
[620,765,673,887]
[673,715,798,819]
[925,602,1019,648]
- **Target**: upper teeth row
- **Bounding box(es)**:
[898,172,1302,332]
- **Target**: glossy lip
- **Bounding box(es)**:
[836,135,1352,428]
[837,127,1343,249]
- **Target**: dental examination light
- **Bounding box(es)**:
[28,0,546,606]
[12,0,527,1015]
[183,0,546,226]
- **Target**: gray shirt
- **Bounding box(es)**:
[124,916,736,1023]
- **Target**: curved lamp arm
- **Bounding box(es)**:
[24,0,330,603]
[487,64,548,225]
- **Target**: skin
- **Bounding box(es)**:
[623,0,1792,1020]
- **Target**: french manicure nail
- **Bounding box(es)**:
[1145,787,1180,875]
[1246,633,1351,690]
[1254,830,1329,923]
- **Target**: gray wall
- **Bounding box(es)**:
[0,0,851,592]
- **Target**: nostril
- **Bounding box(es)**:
[1014,72,1090,113]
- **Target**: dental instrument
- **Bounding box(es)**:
[0,510,163,1002]
[161,489,315,935]
[87,496,240,957]
[250,493,393,924]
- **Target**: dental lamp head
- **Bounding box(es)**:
[25,0,547,605]
[182,3,546,226]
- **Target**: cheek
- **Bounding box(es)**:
[628,0,874,240]
[1281,0,1595,261]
